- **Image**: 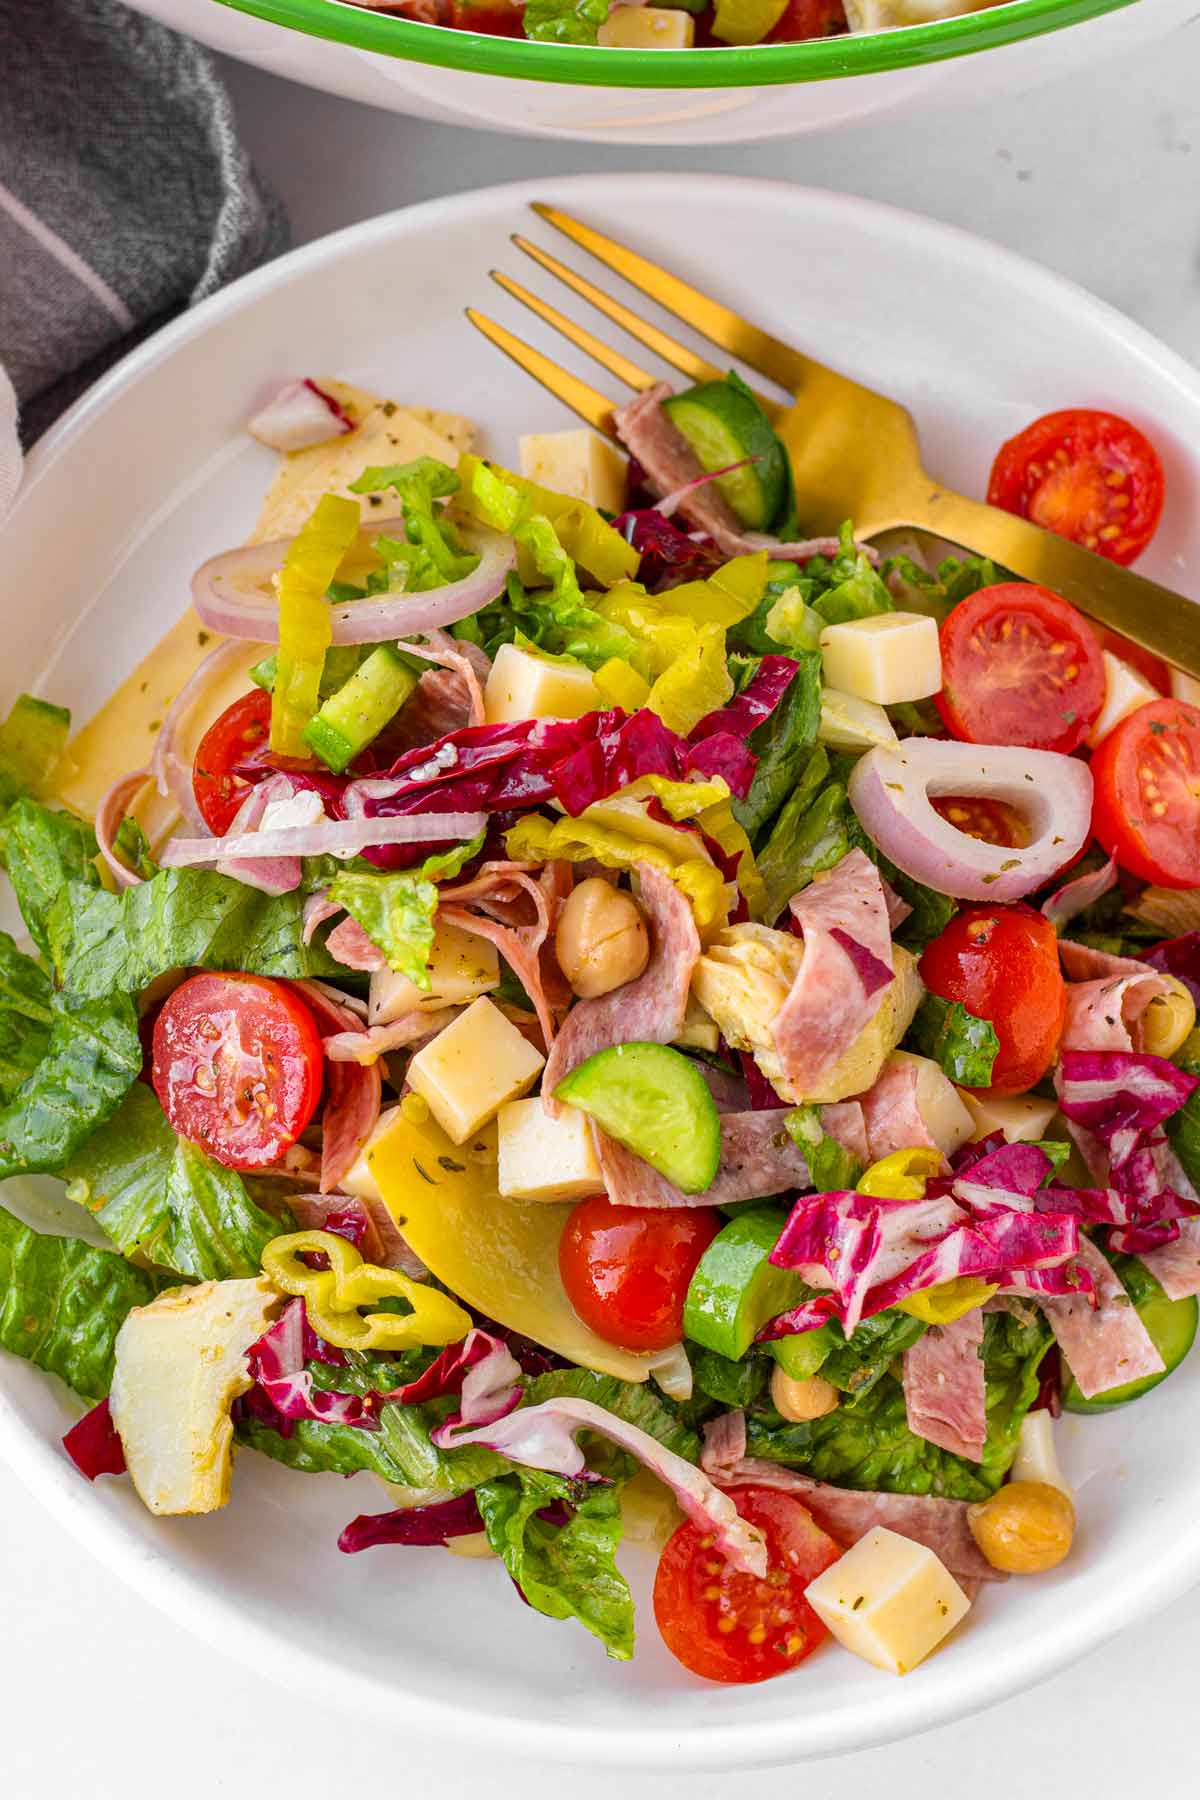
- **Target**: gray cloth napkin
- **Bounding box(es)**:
[0,0,288,457]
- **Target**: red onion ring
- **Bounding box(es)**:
[191,519,514,646]
[95,768,153,890]
[848,739,1094,902]
[158,808,487,870]
[247,380,354,452]
[151,638,254,834]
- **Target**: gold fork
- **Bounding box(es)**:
[468,203,1200,682]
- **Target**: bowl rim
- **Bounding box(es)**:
[214,0,1138,89]
[9,170,1200,1766]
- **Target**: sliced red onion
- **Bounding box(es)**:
[645,1341,693,1402]
[323,1008,458,1066]
[291,979,383,1191]
[1042,855,1119,932]
[432,1395,767,1577]
[158,808,486,869]
[213,773,307,895]
[653,457,756,520]
[152,638,252,834]
[95,768,152,890]
[191,520,514,646]
[247,379,354,452]
[848,739,1093,902]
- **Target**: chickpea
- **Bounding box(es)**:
[967,1480,1075,1575]
[1141,976,1196,1060]
[770,1364,840,1423]
[555,878,649,999]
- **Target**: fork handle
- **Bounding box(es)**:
[896,482,1200,682]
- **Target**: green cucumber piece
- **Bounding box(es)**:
[555,1042,720,1196]
[301,644,419,774]
[1064,1286,1198,1414]
[662,380,787,532]
[252,645,369,699]
[683,1206,806,1360]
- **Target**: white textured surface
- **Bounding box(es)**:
[4,22,1200,1793]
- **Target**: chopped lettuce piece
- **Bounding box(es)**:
[326,832,483,989]
[880,549,1003,626]
[786,1104,864,1193]
[0,988,140,1179]
[1167,1040,1200,1190]
[113,816,157,881]
[350,458,479,591]
[732,652,822,839]
[754,747,856,925]
[521,0,610,39]
[65,1084,283,1281]
[0,695,71,808]
[910,995,1000,1088]
[689,1346,769,1410]
[476,1468,635,1661]
[818,1308,926,1399]
[2,797,100,962]
[0,1206,159,1402]
[808,525,893,626]
[0,932,54,1103]
[523,1366,701,1462]
[49,868,340,1000]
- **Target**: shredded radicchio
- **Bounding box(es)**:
[338,1492,484,1554]
[62,1398,126,1481]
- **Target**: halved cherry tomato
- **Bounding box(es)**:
[987,408,1164,566]
[653,1487,841,1684]
[558,1196,720,1353]
[151,973,324,1170]
[1090,698,1200,889]
[919,903,1066,1095]
[766,0,847,40]
[935,582,1104,754]
[930,796,1029,850]
[192,689,273,836]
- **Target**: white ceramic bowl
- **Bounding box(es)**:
[2,174,1199,1765]
[129,0,1192,145]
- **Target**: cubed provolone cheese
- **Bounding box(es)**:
[407,997,545,1144]
[598,5,695,45]
[1087,651,1160,748]
[818,687,898,752]
[484,643,599,726]
[1011,1409,1072,1499]
[340,1105,401,1205]
[497,1097,604,1202]
[805,1526,971,1675]
[518,429,628,515]
[889,1051,974,1157]
[819,612,942,707]
[369,919,499,1024]
[955,1089,1058,1144]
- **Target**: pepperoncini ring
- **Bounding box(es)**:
[261,1229,471,1351]
[856,1146,944,1200]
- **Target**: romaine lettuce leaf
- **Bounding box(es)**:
[475,1467,635,1661]
[754,748,856,924]
[2,797,100,961]
[880,549,1003,626]
[1167,1042,1200,1189]
[49,868,340,999]
[0,932,54,1102]
[909,994,1000,1088]
[731,653,822,839]
[325,832,483,989]
[689,1346,769,1410]
[819,1308,926,1399]
[64,1083,283,1281]
[524,1365,701,1462]
[348,459,479,592]
[521,0,610,42]
[0,988,140,1179]
[0,1206,159,1402]
[0,695,71,810]
[786,1104,864,1194]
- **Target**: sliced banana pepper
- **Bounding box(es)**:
[261,1229,471,1351]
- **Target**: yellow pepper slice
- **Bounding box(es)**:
[593,657,652,712]
[261,1229,471,1351]
[269,493,361,756]
[456,455,639,586]
[594,586,698,679]
[710,0,788,43]
[855,1149,997,1322]
[652,553,769,626]
[504,810,731,932]
[646,622,732,736]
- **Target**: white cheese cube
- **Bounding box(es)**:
[407,997,545,1144]
[819,687,898,752]
[369,919,499,1025]
[889,1051,974,1157]
[956,1089,1058,1144]
[484,643,599,726]
[1087,651,1160,748]
[519,429,628,515]
[805,1526,971,1675]
[819,612,942,706]
[598,5,695,45]
[340,1105,401,1205]
[1012,1409,1072,1499]
[497,1097,604,1202]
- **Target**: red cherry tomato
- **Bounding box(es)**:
[1090,698,1200,889]
[987,408,1165,566]
[151,973,324,1170]
[919,903,1067,1095]
[653,1487,841,1685]
[766,0,846,40]
[192,689,273,836]
[935,582,1105,754]
[558,1196,720,1353]
[930,796,1029,850]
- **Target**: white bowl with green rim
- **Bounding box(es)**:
[130,0,1188,144]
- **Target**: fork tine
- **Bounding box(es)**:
[512,235,728,394]
[531,203,814,395]
[465,309,618,437]
[489,269,658,395]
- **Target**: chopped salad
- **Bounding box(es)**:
[3,368,1199,1686]
[345,0,1010,55]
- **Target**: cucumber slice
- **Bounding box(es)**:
[1064,1287,1198,1413]
[683,1206,806,1360]
[663,380,788,532]
[554,1042,720,1195]
[301,644,419,774]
